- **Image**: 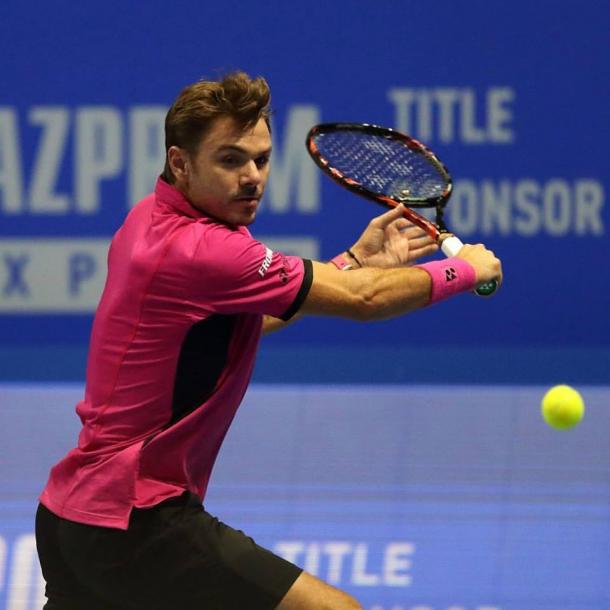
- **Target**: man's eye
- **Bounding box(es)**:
[222,156,239,166]
[255,156,270,168]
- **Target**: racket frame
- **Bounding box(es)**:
[306,122,498,297]
[306,122,453,242]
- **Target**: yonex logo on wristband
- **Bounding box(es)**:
[445,267,457,281]
[416,257,476,305]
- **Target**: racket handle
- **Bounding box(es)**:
[440,236,498,297]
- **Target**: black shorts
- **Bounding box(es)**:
[35,493,302,610]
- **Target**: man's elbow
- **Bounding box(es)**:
[350,287,425,322]
[349,289,390,322]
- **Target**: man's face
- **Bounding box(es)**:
[171,115,272,227]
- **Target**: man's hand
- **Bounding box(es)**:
[348,204,438,268]
[455,243,503,287]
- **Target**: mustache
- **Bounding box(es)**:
[235,186,261,199]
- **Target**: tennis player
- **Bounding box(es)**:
[35,71,501,610]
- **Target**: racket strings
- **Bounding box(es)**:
[314,131,448,202]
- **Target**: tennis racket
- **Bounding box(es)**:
[306,123,498,297]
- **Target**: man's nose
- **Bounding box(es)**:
[240,160,262,185]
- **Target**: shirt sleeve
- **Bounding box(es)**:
[188,223,313,320]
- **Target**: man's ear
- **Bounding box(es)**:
[167,146,189,183]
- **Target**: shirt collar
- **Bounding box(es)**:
[154,177,208,219]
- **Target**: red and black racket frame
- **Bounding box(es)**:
[306,122,499,297]
[306,123,454,243]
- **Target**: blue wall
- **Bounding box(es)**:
[0,2,609,609]
[0,0,608,384]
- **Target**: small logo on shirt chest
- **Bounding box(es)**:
[258,247,274,278]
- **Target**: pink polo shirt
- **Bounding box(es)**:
[40,178,312,529]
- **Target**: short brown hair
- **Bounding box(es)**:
[161,71,271,183]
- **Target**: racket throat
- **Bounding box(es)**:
[434,206,449,235]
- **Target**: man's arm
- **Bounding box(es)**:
[301,243,501,321]
[263,245,500,329]
[262,205,437,334]
[262,313,300,334]
[263,204,501,329]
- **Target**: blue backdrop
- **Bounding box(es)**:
[0,2,609,609]
[0,0,608,383]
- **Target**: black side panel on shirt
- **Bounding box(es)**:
[280,258,314,321]
[171,315,236,425]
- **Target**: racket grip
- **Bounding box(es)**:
[440,236,498,297]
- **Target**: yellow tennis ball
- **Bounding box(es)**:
[541,385,585,430]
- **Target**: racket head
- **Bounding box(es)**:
[307,123,499,298]
[306,123,453,209]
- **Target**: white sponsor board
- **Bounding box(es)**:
[0,237,318,312]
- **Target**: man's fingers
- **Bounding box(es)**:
[399,223,427,238]
[373,203,406,227]
[410,243,439,258]
[387,219,415,236]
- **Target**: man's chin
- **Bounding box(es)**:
[242,210,257,225]
[228,209,257,228]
